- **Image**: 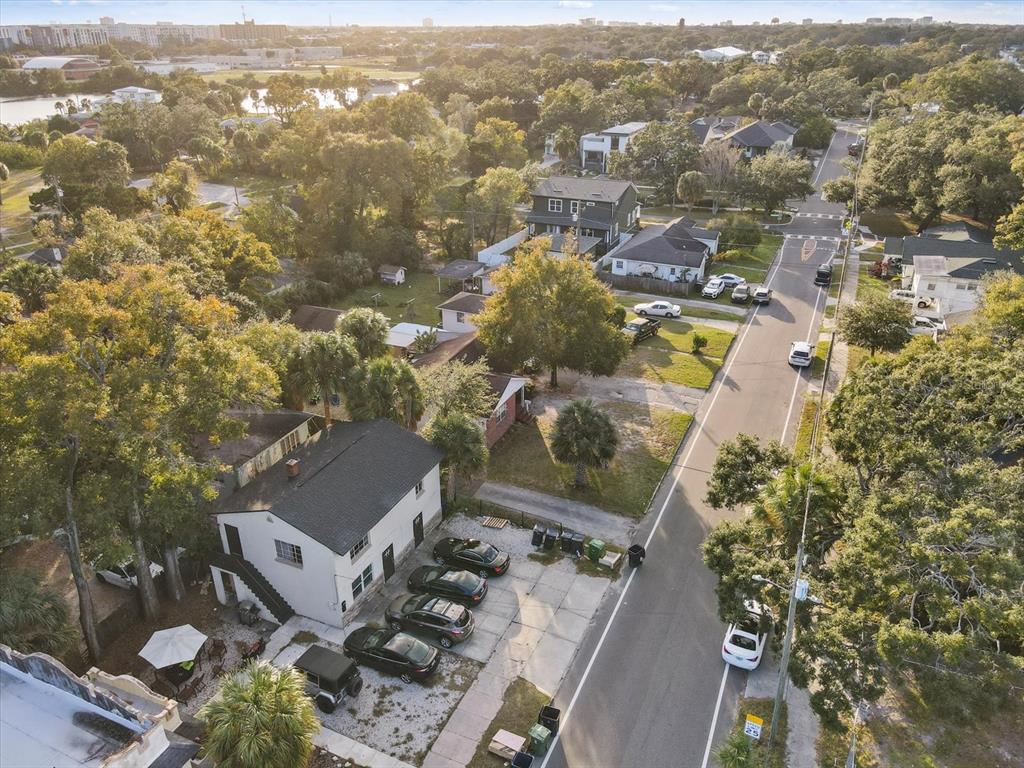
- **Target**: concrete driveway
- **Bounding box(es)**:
[130,177,251,210]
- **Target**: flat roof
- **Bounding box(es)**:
[436,259,485,280]
[1,666,141,767]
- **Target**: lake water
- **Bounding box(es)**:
[0,82,410,126]
[0,94,107,126]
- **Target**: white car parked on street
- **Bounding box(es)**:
[633,300,682,318]
[722,601,771,670]
[909,316,946,335]
[788,341,813,367]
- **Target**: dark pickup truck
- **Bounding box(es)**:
[622,317,661,345]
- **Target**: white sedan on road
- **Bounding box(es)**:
[633,300,681,318]
[722,601,771,670]
[788,341,813,367]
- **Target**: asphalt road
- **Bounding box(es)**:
[540,127,859,768]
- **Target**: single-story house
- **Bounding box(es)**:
[481,373,529,448]
[289,304,345,332]
[690,115,744,145]
[378,264,406,285]
[605,217,720,283]
[210,419,444,627]
[720,120,797,158]
[387,322,459,356]
[111,86,161,104]
[437,291,487,333]
[410,331,485,369]
[886,234,1022,318]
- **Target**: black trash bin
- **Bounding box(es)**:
[539,704,561,735]
[543,527,558,550]
[559,530,576,553]
[531,524,545,547]
[511,752,534,768]
[628,544,646,567]
[570,532,585,557]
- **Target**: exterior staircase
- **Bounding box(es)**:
[210,552,295,624]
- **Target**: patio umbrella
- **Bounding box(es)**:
[139,624,208,669]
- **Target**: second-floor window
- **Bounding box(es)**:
[415,480,424,497]
[349,534,369,562]
[275,540,303,566]
[548,199,563,213]
[570,200,579,215]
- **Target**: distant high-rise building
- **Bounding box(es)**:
[802,18,813,25]
[422,18,434,27]
[220,20,287,41]
[99,16,114,25]
[720,20,733,26]
[579,17,599,26]
[914,16,934,25]
[866,17,883,24]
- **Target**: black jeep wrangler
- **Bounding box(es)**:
[294,644,363,713]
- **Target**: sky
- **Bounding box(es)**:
[3,0,1022,27]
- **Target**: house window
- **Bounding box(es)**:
[274,540,303,567]
[669,267,677,276]
[967,284,977,291]
[955,283,966,290]
[456,311,465,323]
[495,401,508,423]
[415,480,424,497]
[352,564,374,599]
[927,283,936,290]
[570,200,579,215]
[349,534,370,562]
[615,260,624,269]
[548,199,563,213]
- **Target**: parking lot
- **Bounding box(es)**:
[265,514,613,767]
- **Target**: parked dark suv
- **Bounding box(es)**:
[385,593,475,648]
[294,644,363,713]
[814,263,833,286]
[407,565,488,605]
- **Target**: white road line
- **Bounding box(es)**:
[699,665,732,768]
[538,245,790,768]
[812,129,841,186]
[779,283,828,445]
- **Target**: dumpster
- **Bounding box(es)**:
[543,527,558,550]
[539,704,561,734]
[587,539,606,563]
[528,723,552,755]
[511,752,534,768]
[628,544,646,567]
[570,532,585,557]
[531,524,545,547]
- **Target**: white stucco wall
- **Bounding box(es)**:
[611,256,705,282]
[440,307,479,334]
[911,273,981,316]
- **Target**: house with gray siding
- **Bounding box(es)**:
[525,176,640,255]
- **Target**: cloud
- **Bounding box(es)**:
[558,0,594,8]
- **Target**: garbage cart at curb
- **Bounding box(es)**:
[628,544,646,567]
[528,723,552,755]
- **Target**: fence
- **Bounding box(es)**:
[601,273,694,297]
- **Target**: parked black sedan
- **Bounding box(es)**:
[385,593,475,648]
[433,537,511,577]
[342,627,440,683]
[407,565,487,605]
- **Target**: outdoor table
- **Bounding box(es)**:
[161,661,195,689]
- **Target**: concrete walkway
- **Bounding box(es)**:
[314,728,417,768]
[474,481,635,546]
[562,373,703,413]
[745,649,820,768]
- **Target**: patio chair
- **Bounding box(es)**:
[209,638,227,661]
[210,663,225,680]
[177,680,196,703]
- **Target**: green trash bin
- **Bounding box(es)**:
[587,538,606,563]
[528,723,552,755]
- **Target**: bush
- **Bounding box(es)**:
[692,333,709,354]
[714,248,745,263]
[0,141,44,168]
[608,304,627,328]
[707,214,762,249]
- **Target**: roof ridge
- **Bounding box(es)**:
[295,423,372,488]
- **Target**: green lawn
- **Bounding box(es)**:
[709,233,784,285]
[810,340,831,379]
[794,398,819,459]
[618,321,736,389]
[331,271,443,327]
[857,264,894,302]
[723,697,788,768]
[0,167,43,255]
[467,677,549,768]
[615,293,742,324]
[488,402,692,518]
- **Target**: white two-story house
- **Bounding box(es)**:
[579,122,648,173]
[210,419,443,628]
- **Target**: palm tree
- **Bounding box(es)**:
[553,125,578,164]
[676,170,706,213]
[1,260,60,313]
[249,88,261,115]
[714,731,753,768]
[424,413,488,501]
[349,357,424,429]
[753,463,841,563]
[0,569,76,655]
[551,399,618,488]
[286,331,358,424]
[53,100,65,116]
[199,661,319,768]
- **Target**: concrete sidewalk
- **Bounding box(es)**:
[745,650,820,768]
[474,481,636,546]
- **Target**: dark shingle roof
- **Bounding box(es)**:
[895,236,1022,268]
[219,419,443,556]
[723,120,796,148]
[410,332,483,368]
[533,176,635,202]
[289,305,345,332]
[436,260,485,280]
[609,218,717,268]
[437,292,487,314]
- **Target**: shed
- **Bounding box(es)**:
[378,264,407,285]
